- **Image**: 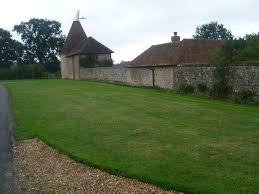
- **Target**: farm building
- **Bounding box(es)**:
[60,16,259,93]
[128,32,223,67]
[60,11,113,79]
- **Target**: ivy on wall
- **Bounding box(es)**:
[80,56,96,68]
[80,56,113,68]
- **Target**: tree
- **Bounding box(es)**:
[0,28,23,68]
[13,18,66,72]
[210,33,259,97]
[193,21,233,40]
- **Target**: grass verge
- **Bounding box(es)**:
[2,79,259,194]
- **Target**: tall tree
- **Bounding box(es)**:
[0,28,23,68]
[193,21,233,40]
[13,18,65,72]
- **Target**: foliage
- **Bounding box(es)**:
[197,83,208,93]
[115,60,130,67]
[13,18,65,72]
[0,28,24,68]
[16,64,46,79]
[210,33,259,98]
[0,68,13,80]
[193,21,233,40]
[54,71,62,79]
[80,56,96,68]
[215,35,259,63]
[233,90,255,104]
[2,80,259,194]
[213,34,259,63]
[210,82,231,98]
[102,59,114,67]
[177,83,194,94]
[209,49,230,97]
[80,56,114,68]
[0,64,46,80]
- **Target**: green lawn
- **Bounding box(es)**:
[2,80,259,194]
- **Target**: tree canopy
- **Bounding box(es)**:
[13,18,65,72]
[210,33,259,97]
[0,28,23,68]
[193,21,233,40]
[214,33,259,63]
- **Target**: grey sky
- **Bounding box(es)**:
[1,0,259,63]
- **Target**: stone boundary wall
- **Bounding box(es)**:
[80,67,127,83]
[80,67,154,87]
[175,63,259,93]
[174,64,214,87]
[77,64,259,94]
[154,67,175,89]
[126,68,153,87]
[229,64,259,93]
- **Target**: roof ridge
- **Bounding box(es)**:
[182,38,225,42]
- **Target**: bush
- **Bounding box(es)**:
[0,68,13,80]
[14,64,45,79]
[197,83,208,93]
[177,83,195,95]
[233,90,255,104]
[54,71,62,79]
[102,59,113,67]
[210,82,231,98]
[210,33,259,99]
[80,56,96,68]
[0,64,46,80]
[29,64,45,78]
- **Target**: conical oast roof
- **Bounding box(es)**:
[61,21,87,55]
[66,37,114,56]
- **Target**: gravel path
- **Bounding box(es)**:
[13,138,183,194]
[0,85,16,194]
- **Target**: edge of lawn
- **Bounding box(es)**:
[4,79,259,194]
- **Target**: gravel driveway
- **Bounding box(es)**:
[13,138,183,194]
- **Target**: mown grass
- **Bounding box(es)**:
[2,80,259,194]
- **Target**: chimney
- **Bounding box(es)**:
[171,32,180,43]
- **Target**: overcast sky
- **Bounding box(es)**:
[1,0,259,63]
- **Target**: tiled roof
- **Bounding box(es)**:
[61,21,87,55]
[129,39,224,67]
[66,37,113,57]
[61,21,113,56]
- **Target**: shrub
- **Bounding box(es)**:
[47,73,56,79]
[42,72,49,79]
[210,34,259,99]
[80,56,96,68]
[29,64,46,78]
[102,59,113,67]
[210,50,231,98]
[0,64,46,80]
[233,90,255,104]
[14,64,45,79]
[210,82,231,98]
[54,71,62,79]
[177,83,195,95]
[197,83,208,93]
[0,68,13,80]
